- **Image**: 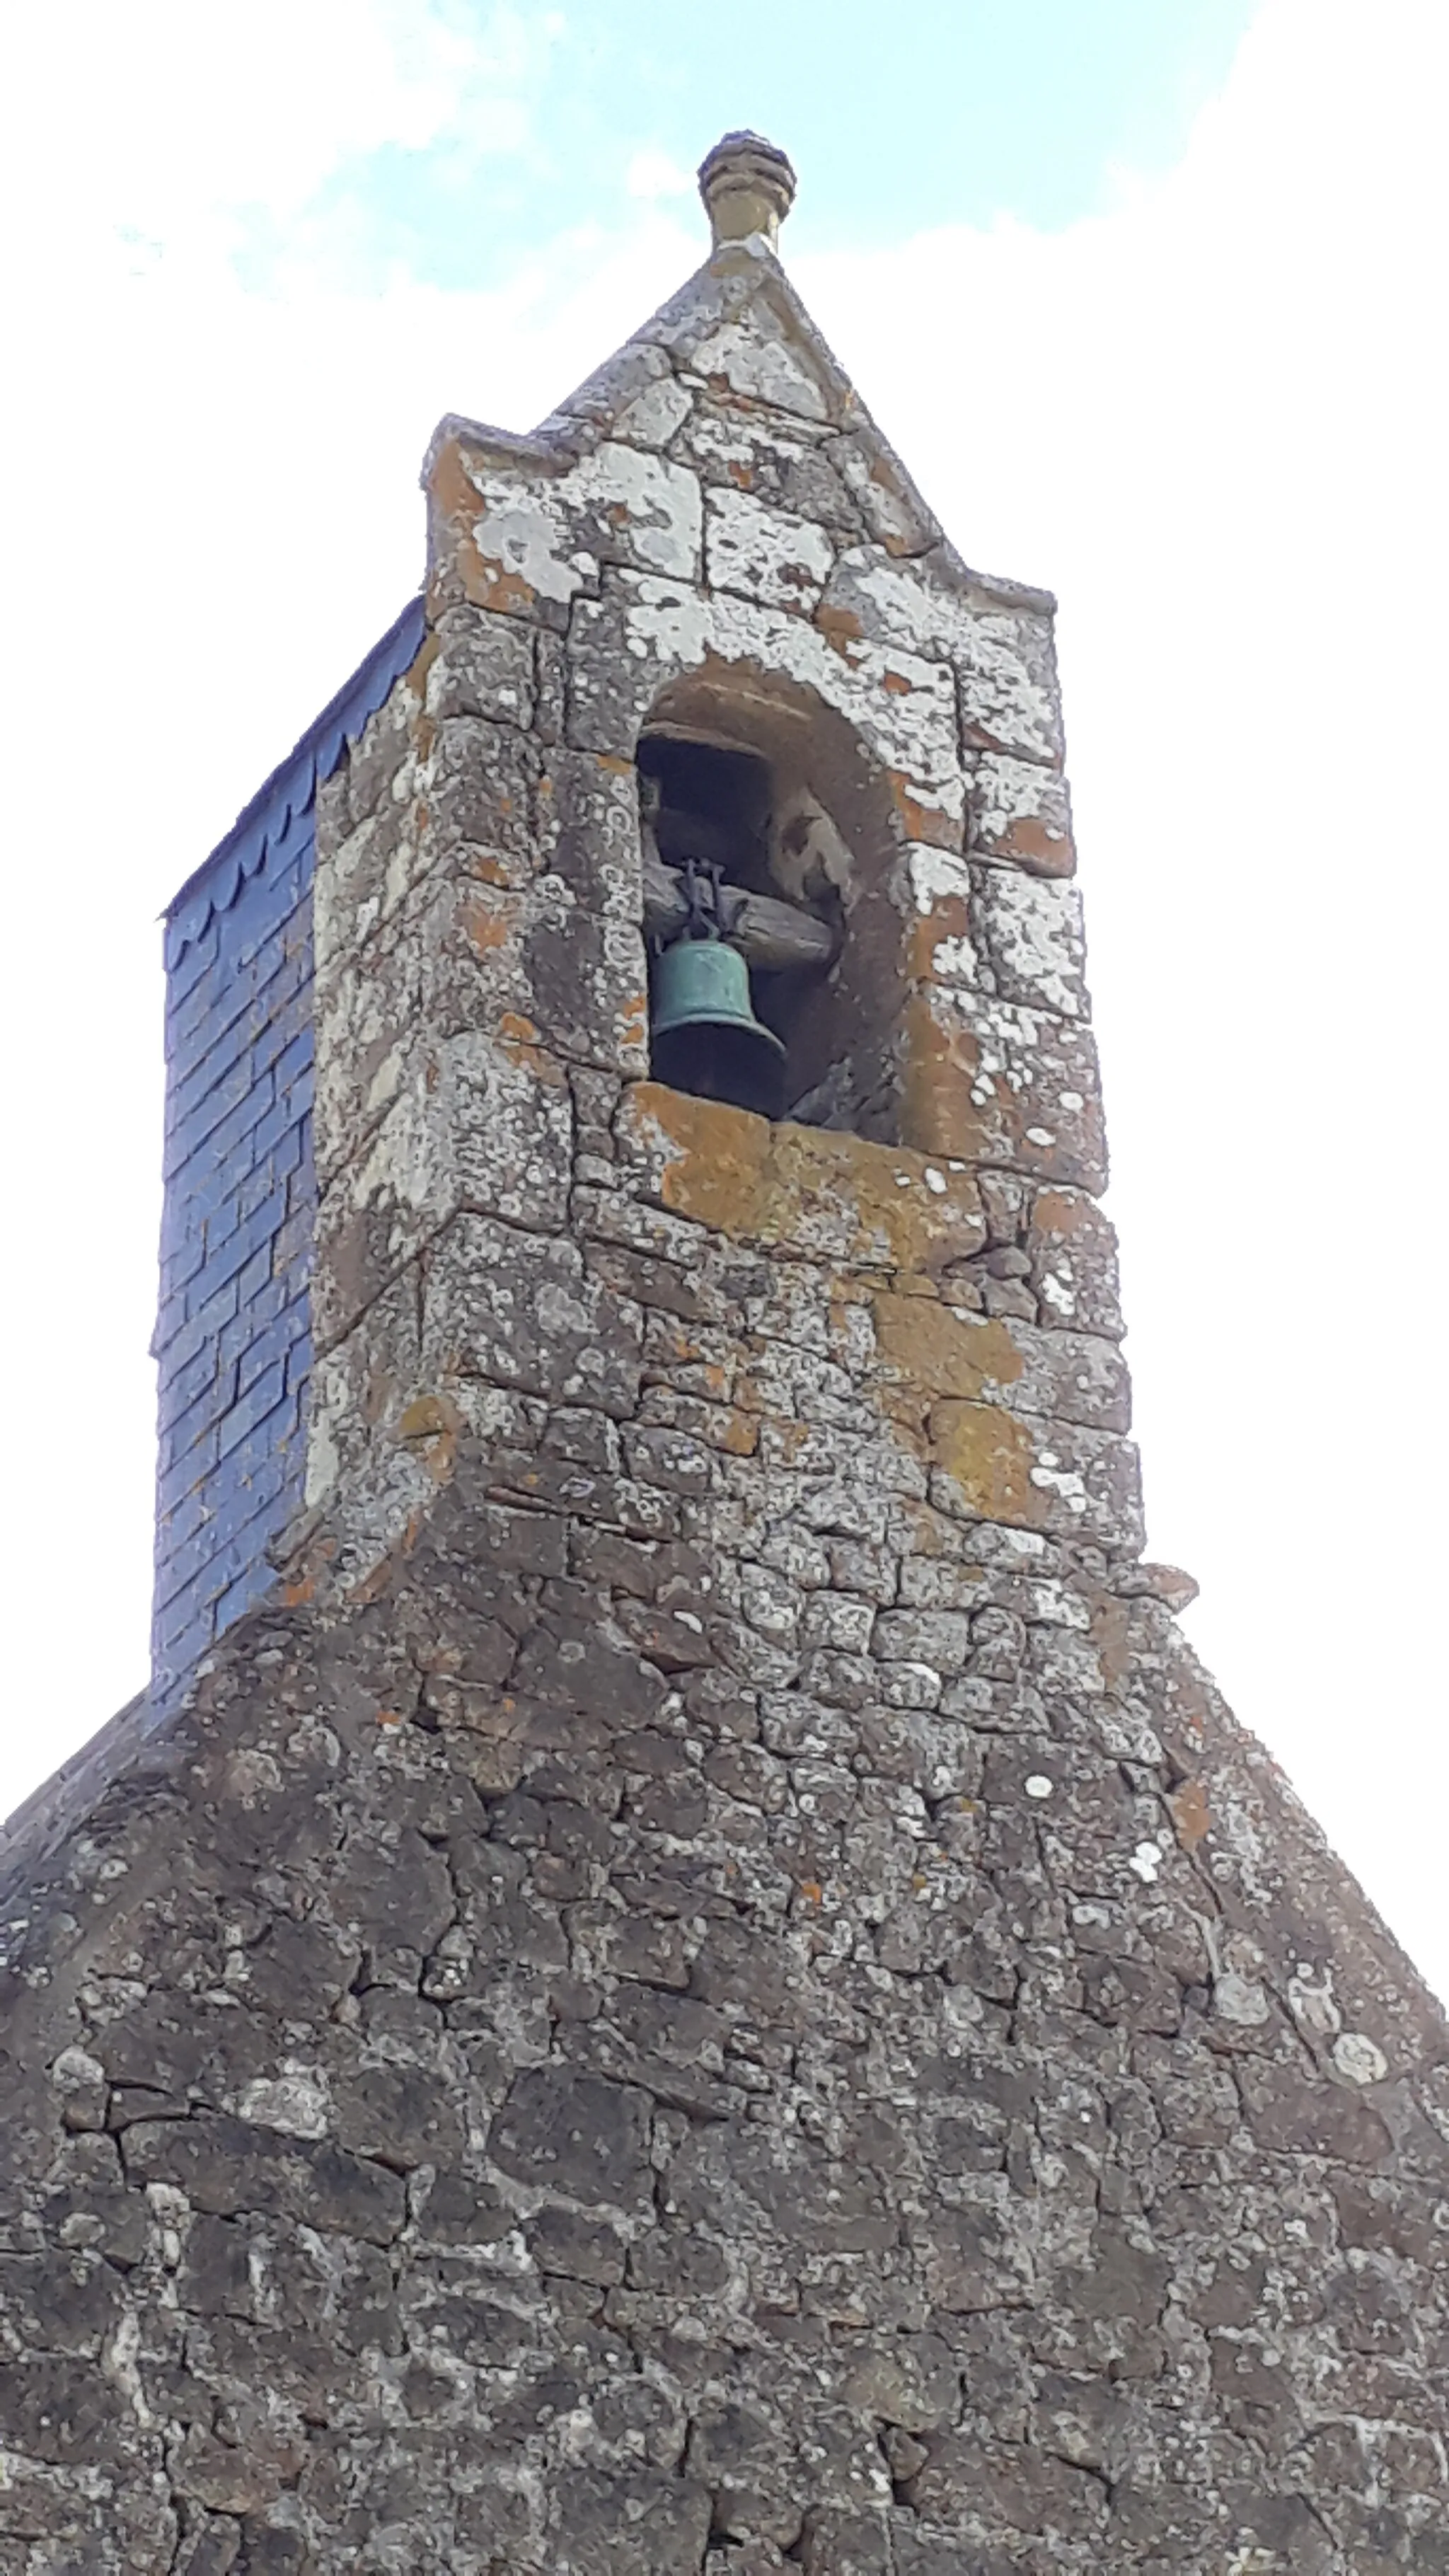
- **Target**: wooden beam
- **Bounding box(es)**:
[642,851,836,972]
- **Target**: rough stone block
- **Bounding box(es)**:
[121,2116,406,2243]
[674,399,862,529]
[826,425,944,555]
[900,985,1106,1188]
[429,432,702,623]
[650,256,836,422]
[538,336,690,446]
[550,2467,713,2573]
[423,1213,642,1419]
[489,2064,654,2207]
[617,1083,987,1273]
[428,712,546,872]
[705,487,836,613]
[538,746,645,921]
[313,911,421,1192]
[312,1033,572,1349]
[971,751,1075,874]
[869,1295,1131,1432]
[340,678,418,843]
[427,602,538,727]
[971,864,1088,1020]
[1026,1184,1125,1338]
[930,1401,1144,1549]
[422,872,649,1078]
[820,547,1063,766]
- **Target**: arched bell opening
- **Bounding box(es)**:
[636,662,908,1138]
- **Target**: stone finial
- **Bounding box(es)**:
[698,131,797,250]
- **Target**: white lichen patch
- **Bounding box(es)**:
[466,441,701,599]
[622,574,713,669]
[907,847,971,915]
[1213,1970,1271,2027]
[930,934,978,984]
[237,2067,332,2139]
[819,548,1063,764]
[685,317,831,420]
[976,870,1087,1018]
[467,480,593,606]
[1288,1966,1341,2041]
[972,751,1074,872]
[1333,2031,1390,2086]
[705,486,835,612]
[563,440,702,578]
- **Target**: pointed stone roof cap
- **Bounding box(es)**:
[422,137,1053,615]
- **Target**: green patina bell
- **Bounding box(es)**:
[651,934,786,1119]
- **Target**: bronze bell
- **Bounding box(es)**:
[650,932,785,1118]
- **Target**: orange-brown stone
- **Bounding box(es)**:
[620,1082,986,1274]
[929,1398,1042,1526]
[871,1297,1024,1404]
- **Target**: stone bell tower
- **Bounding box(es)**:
[3,134,1448,2576]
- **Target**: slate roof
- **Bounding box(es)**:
[163,594,427,966]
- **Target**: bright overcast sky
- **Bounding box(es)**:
[2,1,1446,1993]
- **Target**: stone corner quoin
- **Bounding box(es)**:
[3,136,1448,2576]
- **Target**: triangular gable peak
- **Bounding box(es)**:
[423,195,1054,657]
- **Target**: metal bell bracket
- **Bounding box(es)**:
[664,854,744,949]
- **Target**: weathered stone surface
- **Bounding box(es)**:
[705,486,836,613]
[819,547,1065,767]
[971,862,1089,1019]
[674,399,862,531]
[29,124,1448,2576]
[616,1083,987,1273]
[565,568,964,807]
[432,428,703,619]
[901,984,1107,1186]
[970,750,1076,874]
[311,1032,575,1351]
[6,1474,1444,2570]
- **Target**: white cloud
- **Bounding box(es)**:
[2,0,1447,1995]
[1,0,551,267]
[625,148,697,202]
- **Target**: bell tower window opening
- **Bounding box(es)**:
[635,672,911,1144]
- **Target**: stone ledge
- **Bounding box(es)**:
[616,1081,986,1274]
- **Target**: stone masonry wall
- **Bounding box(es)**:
[2,1428,1448,2572]
[301,231,1102,1602]
[3,179,1446,2576]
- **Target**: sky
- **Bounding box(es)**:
[1,1,1447,1991]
